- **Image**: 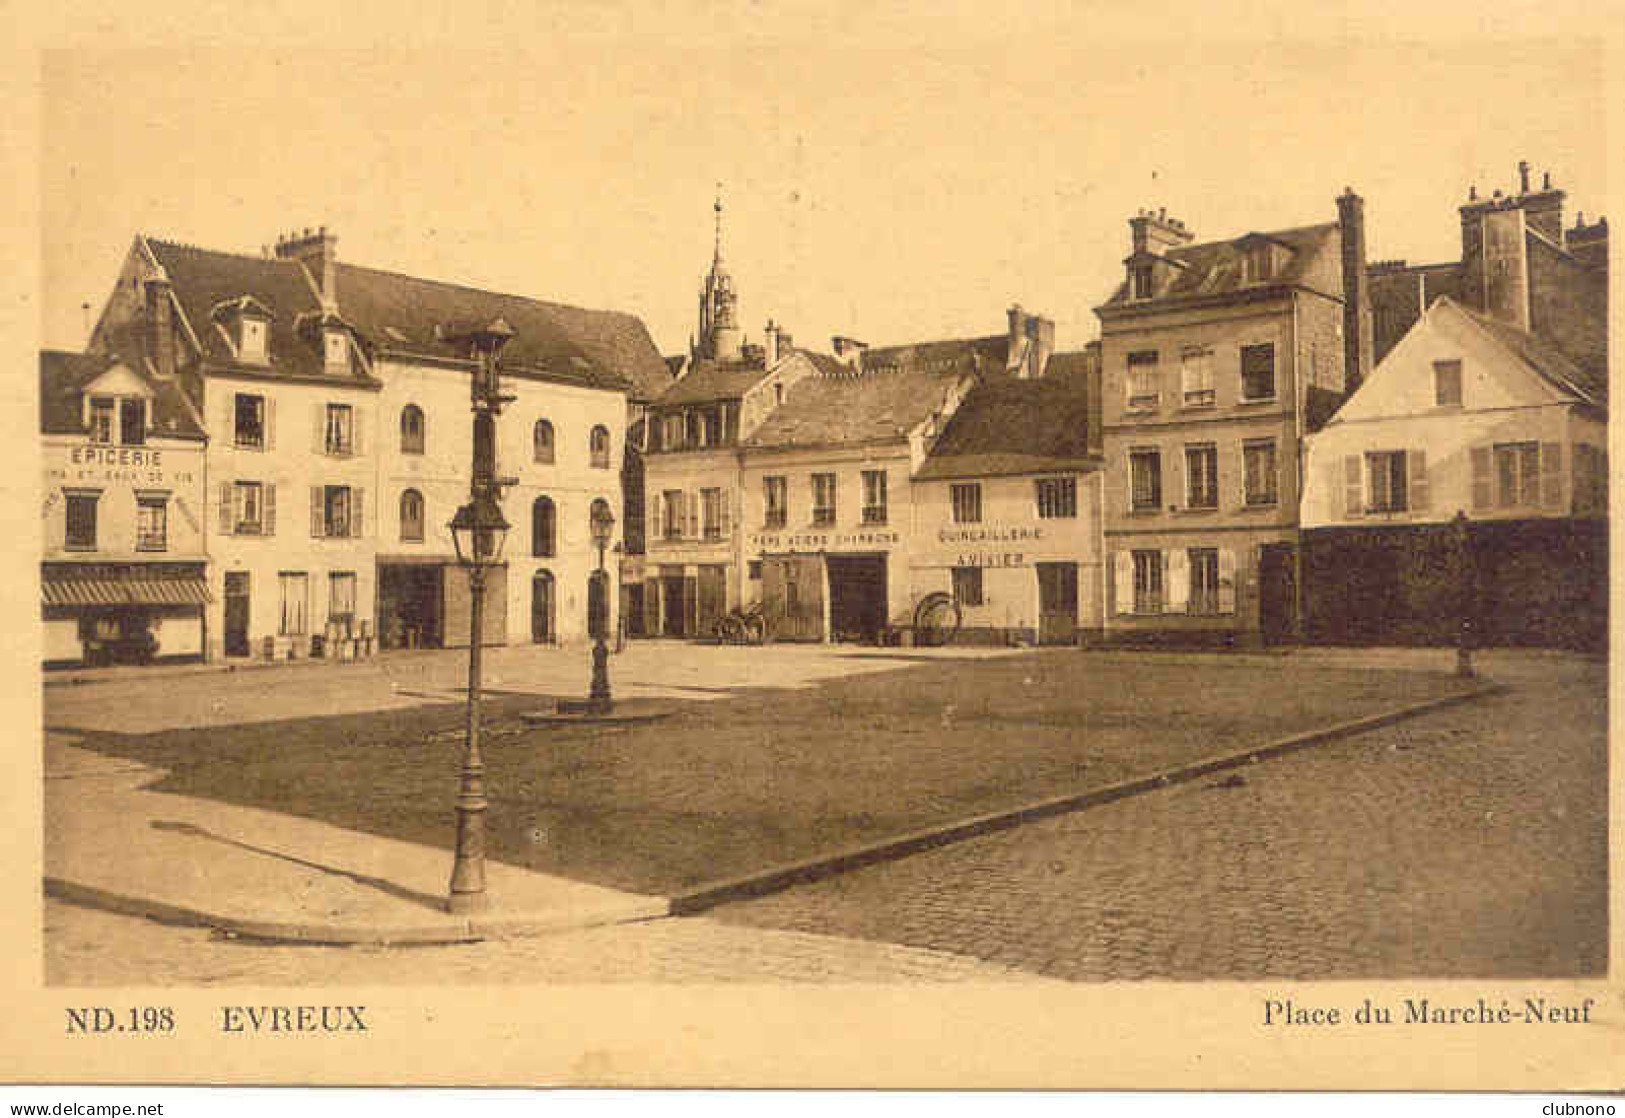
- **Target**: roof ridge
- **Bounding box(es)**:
[145,236,300,267]
[335,258,633,320]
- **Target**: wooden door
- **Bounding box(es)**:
[696,565,727,636]
[1259,543,1297,645]
[1036,562,1078,645]
[531,571,554,643]
[763,555,824,641]
[223,571,250,657]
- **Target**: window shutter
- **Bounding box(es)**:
[218,482,234,535]
[352,408,365,457]
[1470,446,1492,510]
[264,483,277,536]
[265,397,276,450]
[218,391,234,444]
[1113,552,1134,616]
[1165,549,1189,613]
[649,501,661,549]
[1408,449,1428,513]
[685,492,699,539]
[310,485,323,537]
[719,491,731,538]
[352,487,365,537]
[1217,548,1237,614]
[1323,462,1341,523]
[1541,442,1563,510]
[1343,455,1364,518]
[314,402,325,454]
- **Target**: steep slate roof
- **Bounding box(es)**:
[332,261,654,395]
[147,239,346,383]
[745,334,1018,449]
[654,357,770,405]
[916,365,1100,480]
[144,237,665,397]
[1457,302,1607,407]
[1101,222,1340,307]
[40,349,205,440]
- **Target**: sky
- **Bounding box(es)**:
[38,32,1607,361]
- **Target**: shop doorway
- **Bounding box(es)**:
[1036,562,1079,645]
[223,571,250,658]
[378,563,445,649]
[531,570,555,643]
[696,565,727,637]
[660,568,689,637]
[827,553,887,643]
[762,555,825,641]
[1259,543,1297,646]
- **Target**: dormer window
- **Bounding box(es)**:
[89,397,115,444]
[1132,264,1154,300]
[324,329,348,371]
[240,317,268,363]
[120,398,146,445]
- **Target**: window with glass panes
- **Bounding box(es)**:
[1433,360,1462,407]
[234,481,263,534]
[278,572,308,636]
[701,488,723,539]
[1132,550,1163,613]
[1035,477,1076,518]
[952,566,983,607]
[812,473,837,525]
[862,470,888,524]
[1126,350,1160,408]
[1240,343,1275,401]
[1130,449,1161,511]
[1181,347,1215,407]
[234,394,266,448]
[1494,442,1541,508]
[1366,450,1408,512]
[1185,444,1218,508]
[89,397,115,444]
[65,492,98,550]
[1243,439,1278,505]
[662,490,684,539]
[1188,548,1219,614]
[329,572,357,633]
[136,495,167,551]
[950,483,982,524]
[764,476,787,528]
[324,404,354,455]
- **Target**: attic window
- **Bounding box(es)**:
[1245,244,1274,283]
[324,330,348,370]
[1132,265,1154,300]
[240,317,268,363]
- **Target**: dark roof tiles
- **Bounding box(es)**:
[40,349,205,440]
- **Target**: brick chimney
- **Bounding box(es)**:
[1007,304,1055,379]
[764,319,779,368]
[1335,187,1373,391]
[276,226,339,309]
[144,275,176,379]
[1129,207,1194,256]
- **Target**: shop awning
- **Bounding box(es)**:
[42,574,212,607]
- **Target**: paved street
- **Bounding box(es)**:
[716,654,1608,980]
[41,644,1603,984]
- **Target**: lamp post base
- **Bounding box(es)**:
[588,639,613,714]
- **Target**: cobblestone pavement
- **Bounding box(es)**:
[43,898,1051,986]
[715,657,1607,981]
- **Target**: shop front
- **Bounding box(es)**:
[42,561,211,667]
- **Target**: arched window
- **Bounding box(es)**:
[400,405,425,454]
[532,495,556,558]
[534,419,555,464]
[400,488,424,542]
[590,425,611,469]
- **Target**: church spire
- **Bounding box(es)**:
[712,181,726,271]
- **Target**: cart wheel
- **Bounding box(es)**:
[912,592,962,647]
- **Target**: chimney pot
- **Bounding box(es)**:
[1469,185,1478,201]
[1543,171,1552,190]
[1518,160,1531,194]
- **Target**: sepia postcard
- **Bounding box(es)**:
[1,0,1619,1093]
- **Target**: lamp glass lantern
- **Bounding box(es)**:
[450,493,511,567]
[589,500,616,553]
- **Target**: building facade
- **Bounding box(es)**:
[1301,295,1607,648]
[80,228,658,662]
[40,351,211,667]
[1093,194,1368,646]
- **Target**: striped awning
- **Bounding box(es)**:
[42,575,212,607]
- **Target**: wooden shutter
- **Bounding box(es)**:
[644,577,660,635]
[1470,446,1492,510]
[314,402,325,454]
[1541,442,1563,510]
[310,485,323,537]
[1217,548,1237,614]
[218,482,234,534]
[353,408,365,457]
[719,490,732,538]
[352,487,365,537]
[1113,552,1133,615]
[264,483,277,536]
[1323,462,1341,523]
[265,396,276,450]
[1343,455,1364,518]
[1407,449,1428,513]
[1165,549,1189,613]
[685,492,699,539]
[649,500,662,550]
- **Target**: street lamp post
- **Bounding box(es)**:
[588,500,616,714]
[445,320,514,916]
[1453,509,1475,679]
